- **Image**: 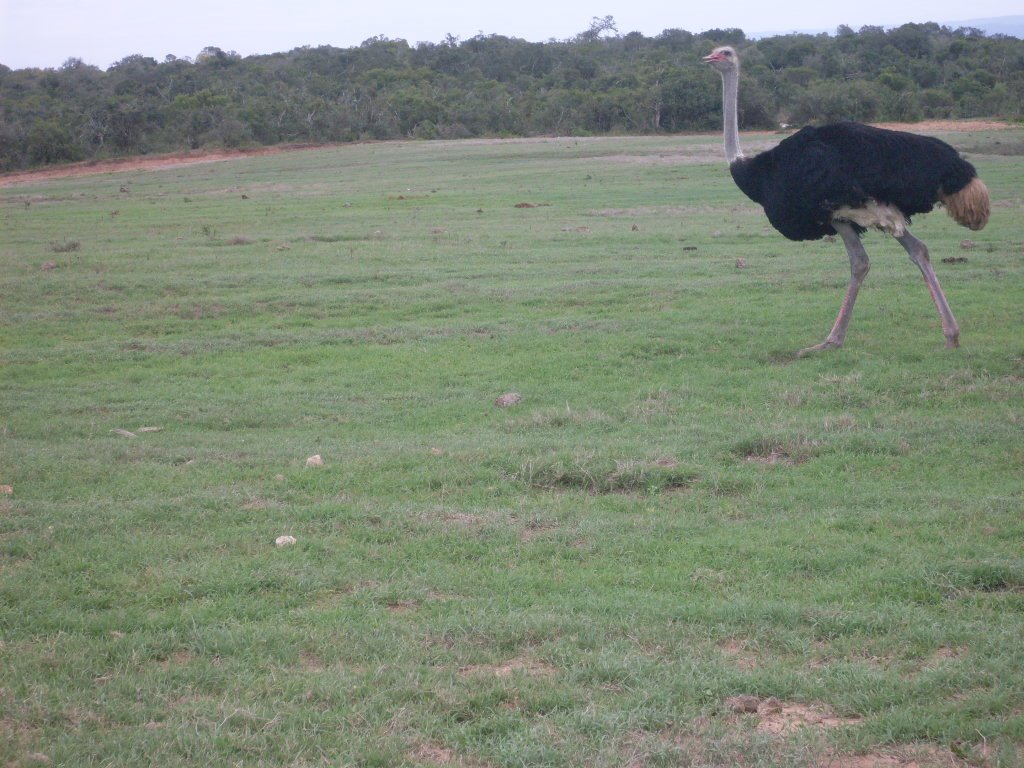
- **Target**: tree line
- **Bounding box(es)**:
[2,20,1022,171]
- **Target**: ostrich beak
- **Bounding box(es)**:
[703,51,725,63]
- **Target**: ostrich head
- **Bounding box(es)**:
[703,46,738,74]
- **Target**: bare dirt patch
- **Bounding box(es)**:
[241,497,278,511]
[409,743,457,765]
[718,639,760,670]
[751,697,860,735]
[634,715,981,768]
[458,656,558,679]
[739,437,818,466]
[159,649,196,670]
[444,512,485,527]
[745,447,793,465]
[825,743,977,767]
[925,645,966,667]
[298,651,327,672]
[386,599,420,613]
[520,520,558,542]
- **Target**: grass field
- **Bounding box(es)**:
[2,129,1023,767]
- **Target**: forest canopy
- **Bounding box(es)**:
[1,21,1022,171]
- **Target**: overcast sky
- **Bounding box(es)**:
[1,0,1019,71]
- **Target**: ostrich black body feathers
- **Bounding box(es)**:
[728,122,980,241]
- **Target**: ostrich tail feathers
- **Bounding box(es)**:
[941,177,990,231]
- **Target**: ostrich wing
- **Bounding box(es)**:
[738,129,871,242]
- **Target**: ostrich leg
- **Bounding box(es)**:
[798,222,870,356]
[895,229,960,348]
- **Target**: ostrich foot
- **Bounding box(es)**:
[942,319,960,349]
[797,338,843,357]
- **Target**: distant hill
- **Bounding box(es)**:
[755,15,1024,39]
[950,15,1024,37]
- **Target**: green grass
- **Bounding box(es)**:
[2,131,1023,767]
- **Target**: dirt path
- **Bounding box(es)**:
[869,119,1010,133]
[0,144,318,188]
[0,121,1012,188]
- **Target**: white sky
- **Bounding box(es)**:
[1,0,1019,71]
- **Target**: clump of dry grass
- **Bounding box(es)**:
[49,239,80,253]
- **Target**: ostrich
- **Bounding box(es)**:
[703,46,989,354]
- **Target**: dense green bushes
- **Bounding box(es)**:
[1,22,1021,171]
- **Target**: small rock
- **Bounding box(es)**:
[960,239,976,250]
[111,428,137,438]
[275,535,297,547]
[725,695,761,713]
[41,261,58,271]
[1,485,12,495]
[306,454,324,467]
[735,258,747,269]
[494,392,522,407]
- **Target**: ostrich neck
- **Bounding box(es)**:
[721,69,743,163]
